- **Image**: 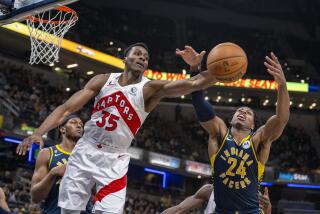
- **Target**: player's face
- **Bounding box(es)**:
[64,117,84,142]
[231,107,254,130]
[125,46,149,75]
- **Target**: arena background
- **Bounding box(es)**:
[0,0,320,213]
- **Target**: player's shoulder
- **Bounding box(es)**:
[255,125,265,134]
[38,147,51,156]
[144,79,169,86]
[36,148,51,163]
[85,74,110,91]
[143,80,170,99]
[251,125,265,141]
[200,116,227,138]
[91,73,110,83]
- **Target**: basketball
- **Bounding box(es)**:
[207,42,247,83]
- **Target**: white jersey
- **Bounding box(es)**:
[204,191,216,214]
[82,73,150,153]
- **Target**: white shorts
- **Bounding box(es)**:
[58,137,130,213]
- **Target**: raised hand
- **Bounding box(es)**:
[16,134,44,155]
[264,52,286,86]
[176,45,206,68]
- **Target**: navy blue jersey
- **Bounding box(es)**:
[211,130,265,214]
[42,145,92,214]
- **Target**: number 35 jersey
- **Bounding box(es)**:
[83,73,150,153]
[210,129,265,212]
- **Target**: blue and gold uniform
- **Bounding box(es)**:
[210,130,265,214]
[42,145,92,214]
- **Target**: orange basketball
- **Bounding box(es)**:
[207,42,247,83]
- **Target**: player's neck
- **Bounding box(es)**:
[231,126,251,141]
[59,138,75,153]
[120,69,143,86]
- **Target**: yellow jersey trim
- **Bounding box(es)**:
[231,133,251,147]
[48,147,53,168]
[210,129,230,174]
[56,145,71,155]
[250,138,265,182]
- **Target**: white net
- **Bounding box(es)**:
[26,6,78,65]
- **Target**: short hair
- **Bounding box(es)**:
[60,114,80,128]
[123,42,149,57]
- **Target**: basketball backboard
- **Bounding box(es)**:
[0,0,78,25]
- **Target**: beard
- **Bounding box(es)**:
[231,121,251,131]
[65,132,82,143]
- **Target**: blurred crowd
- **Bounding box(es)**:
[269,125,320,172]
[124,194,167,214]
[0,60,68,127]
[0,169,41,214]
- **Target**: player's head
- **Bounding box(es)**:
[230,106,256,131]
[123,43,149,76]
[59,115,83,143]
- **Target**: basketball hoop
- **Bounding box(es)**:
[26,6,78,65]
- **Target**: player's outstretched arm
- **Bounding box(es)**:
[184,49,227,137]
[17,74,109,155]
[179,46,227,156]
[143,46,216,112]
[31,149,68,203]
[161,184,212,214]
[254,52,290,163]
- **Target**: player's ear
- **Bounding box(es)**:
[60,127,66,135]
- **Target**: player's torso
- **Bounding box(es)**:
[43,145,92,214]
[42,145,70,214]
[83,73,150,152]
[211,129,264,213]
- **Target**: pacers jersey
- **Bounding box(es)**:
[210,129,264,214]
[82,73,150,152]
[42,145,92,214]
[42,145,70,214]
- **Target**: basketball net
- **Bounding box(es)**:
[26,6,78,65]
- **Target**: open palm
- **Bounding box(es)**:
[176,45,206,67]
[264,52,286,86]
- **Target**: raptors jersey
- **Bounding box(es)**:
[82,73,150,152]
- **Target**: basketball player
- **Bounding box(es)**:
[162,185,272,214]
[31,115,93,214]
[17,43,214,214]
[183,48,289,213]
